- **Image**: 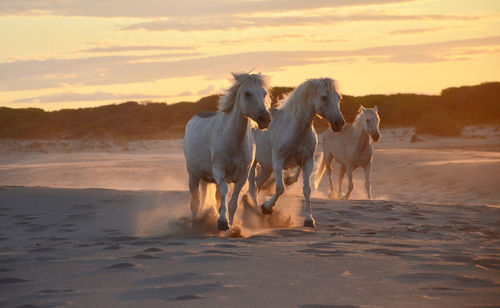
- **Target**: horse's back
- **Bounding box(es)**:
[184,113,217,179]
[196,110,218,118]
[184,113,216,147]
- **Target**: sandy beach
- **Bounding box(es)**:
[2,0,499,306]
[1,129,499,307]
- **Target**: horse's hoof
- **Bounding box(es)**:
[261,203,273,215]
[217,220,230,231]
[303,218,316,229]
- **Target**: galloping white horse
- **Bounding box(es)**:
[184,73,271,231]
[248,78,345,228]
[314,106,380,200]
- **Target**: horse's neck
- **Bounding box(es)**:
[285,99,315,135]
[223,104,248,144]
[351,118,370,154]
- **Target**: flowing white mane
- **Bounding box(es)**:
[281,78,341,116]
[218,72,270,113]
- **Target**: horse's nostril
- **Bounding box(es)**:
[331,119,344,132]
[257,113,270,129]
[259,113,270,123]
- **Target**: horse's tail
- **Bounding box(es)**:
[312,152,326,190]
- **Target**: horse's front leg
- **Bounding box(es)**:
[247,160,259,206]
[302,157,316,228]
[188,174,200,221]
[228,173,247,226]
[212,166,230,231]
[324,155,335,199]
[261,158,285,215]
[364,161,372,200]
[338,164,346,199]
[342,165,354,200]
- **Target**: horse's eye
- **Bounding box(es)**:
[245,91,251,97]
[321,95,327,101]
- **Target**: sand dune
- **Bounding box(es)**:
[0,130,499,306]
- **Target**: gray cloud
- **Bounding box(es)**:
[122,13,479,32]
[13,91,170,103]
[1,35,498,92]
[177,91,193,97]
[0,0,415,18]
[389,27,444,35]
[196,85,215,96]
[81,45,194,53]
[0,52,313,91]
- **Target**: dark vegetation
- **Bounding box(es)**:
[1,82,498,140]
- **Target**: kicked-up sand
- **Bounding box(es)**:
[0,128,499,307]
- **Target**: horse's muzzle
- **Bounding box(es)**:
[257,112,271,129]
[330,118,345,132]
[372,132,380,142]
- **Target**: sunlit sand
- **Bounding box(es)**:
[1,128,499,306]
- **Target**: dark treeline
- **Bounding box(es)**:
[1,82,499,140]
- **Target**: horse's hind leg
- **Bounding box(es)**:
[284,167,301,186]
[302,157,316,228]
[188,174,200,220]
[324,154,335,199]
[364,162,372,200]
[256,165,273,192]
[199,180,208,211]
[247,161,259,206]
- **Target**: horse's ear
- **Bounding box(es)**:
[231,72,244,82]
[373,105,378,112]
[359,105,366,111]
[323,78,331,88]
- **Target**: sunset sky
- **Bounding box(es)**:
[1,0,499,111]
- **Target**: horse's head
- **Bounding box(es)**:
[359,105,381,142]
[312,78,345,132]
[231,72,271,129]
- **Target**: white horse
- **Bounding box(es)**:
[183,73,271,231]
[314,106,380,200]
[248,78,345,228]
